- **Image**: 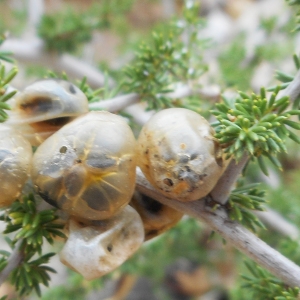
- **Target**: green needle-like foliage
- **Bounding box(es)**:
[38,1,135,53]
[0,34,17,122]
[226,183,266,232]
[46,71,116,104]
[38,8,100,53]
[0,34,14,63]
[10,253,56,297]
[123,31,182,110]
[242,261,300,299]
[77,76,104,103]
[286,0,300,32]
[0,194,65,254]
[268,54,300,94]
[122,1,208,110]
[211,87,300,173]
[0,194,65,297]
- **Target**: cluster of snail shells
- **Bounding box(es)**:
[31,110,137,221]
[1,79,225,280]
[1,79,144,280]
[31,110,144,280]
[6,79,89,146]
[137,108,224,202]
[130,191,184,241]
[60,206,144,280]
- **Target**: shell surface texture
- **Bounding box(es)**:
[32,111,137,220]
[0,125,32,207]
[59,205,144,280]
[137,108,224,202]
[7,79,89,145]
[130,191,183,240]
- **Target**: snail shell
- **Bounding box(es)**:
[32,111,137,220]
[6,79,89,145]
[130,191,183,240]
[0,125,32,206]
[59,205,144,280]
[137,108,224,202]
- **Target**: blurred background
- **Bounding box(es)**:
[1,0,300,299]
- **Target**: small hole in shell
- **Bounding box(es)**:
[107,244,113,252]
[163,178,173,186]
[59,146,68,154]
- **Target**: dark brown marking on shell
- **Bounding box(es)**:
[140,194,163,214]
[64,171,84,197]
[190,153,198,160]
[81,186,110,211]
[20,97,55,114]
[43,117,71,126]
[163,178,173,186]
[38,190,59,209]
[178,154,189,163]
[146,229,159,239]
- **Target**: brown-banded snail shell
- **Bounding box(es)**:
[6,79,89,145]
[59,205,144,280]
[130,191,183,240]
[0,125,32,207]
[31,111,137,220]
[137,108,224,202]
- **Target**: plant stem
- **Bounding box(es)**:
[0,38,109,88]
[255,208,300,239]
[88,85,220,122]
[208,68,300,206]
[89,93,140,112]
[278,69,300,102]
[136,168,300,287]
[210,152,249,205]
[0,240,24,286]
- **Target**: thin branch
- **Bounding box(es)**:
[89,93,140,112]
[123,103,155,125]
[0,240,24,286]
[210,152,249,205]
[0,38,109,88]
[88,85,220,119]
[255,208,300,240]
[135,168,300,287]
[0,200,53,287]
[27,0,44,38]
[161,0,176,18]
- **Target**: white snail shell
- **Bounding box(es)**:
[137,108,224,202]
[59,205,144,280]
[0,125,32,206]
[31,111,137,220]
[130,191,183,240]
[6,79,89,145]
